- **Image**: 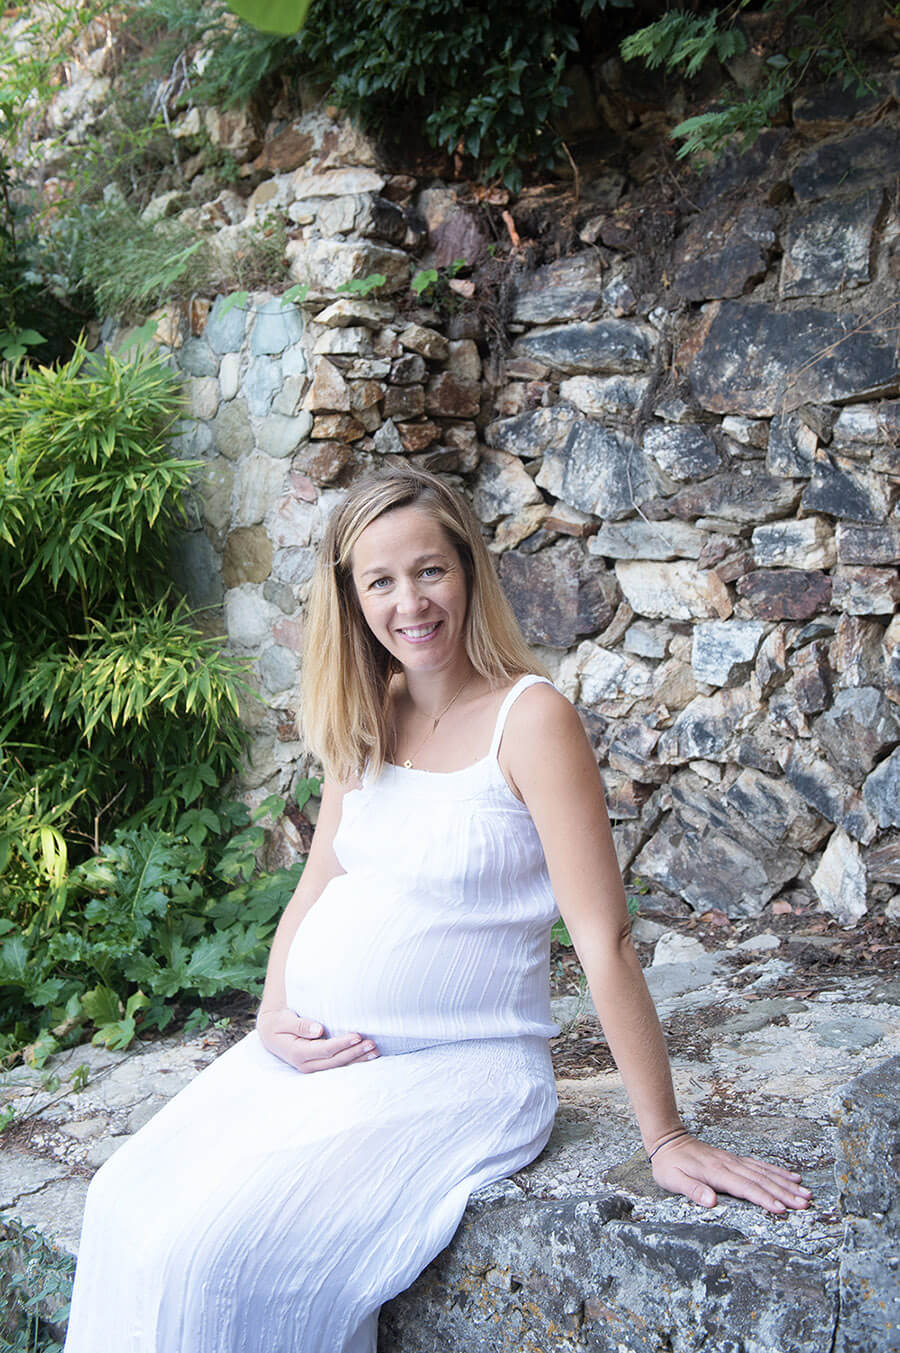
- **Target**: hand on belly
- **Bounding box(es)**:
[256,1008,380,1072]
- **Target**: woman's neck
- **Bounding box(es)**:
[400,657,481,718]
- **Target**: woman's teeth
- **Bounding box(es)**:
[400,623,439,639]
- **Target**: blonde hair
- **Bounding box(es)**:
[301,466,548,780]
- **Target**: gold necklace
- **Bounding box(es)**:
[400,674,474,769]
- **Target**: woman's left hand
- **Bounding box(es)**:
[650,1132,813,1213]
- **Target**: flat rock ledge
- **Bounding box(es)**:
[1,958,898,1352]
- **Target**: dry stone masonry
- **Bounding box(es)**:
[98,92,900,931]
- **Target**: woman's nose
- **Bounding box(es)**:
[395,578,427,614]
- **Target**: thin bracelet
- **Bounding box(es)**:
[647,1128,691,1161]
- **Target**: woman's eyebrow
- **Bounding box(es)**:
[358,552,448,579]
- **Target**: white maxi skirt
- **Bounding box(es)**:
[62,1029,557,1353]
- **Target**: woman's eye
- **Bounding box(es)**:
[370,577,391,590]
[421,566,442,578]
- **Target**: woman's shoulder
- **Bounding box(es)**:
[502,675,582,743]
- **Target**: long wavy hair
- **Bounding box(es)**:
[301,466,547,780]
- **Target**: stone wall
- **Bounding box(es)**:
[103,97,900,925]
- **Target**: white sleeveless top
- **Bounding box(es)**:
[283,674,562,1052]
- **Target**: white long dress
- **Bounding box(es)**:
[63,674,561,1353]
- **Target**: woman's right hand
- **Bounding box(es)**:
[256,1008,379,1073]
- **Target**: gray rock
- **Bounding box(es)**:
[224,586,280,648]
[195,457,234,536]
[258,644,298,694]
[498,540,617,649]
[791,125,900,202]
[255,412,313,459]
[752,517,836,569]
[780,190,884,298]
[691,620,767,686]
[724,768,829,852]
[832,567,900,616]
[815,688,900,785]
[672,204,778,301]
[513,319,657,376]
[836,524,900,566]
[212,399,254,460]
[169,418,214,459]
[560,422,659,520]
[665,470,802,524]
[470,449,542,523]
[589,519,709,561]
[656,688,761,765]
[801,454,893,522]
[634,783,802,916]
[834,1056,900,1353]
[249,298,305,356]
[233,452,288,529]
[781,744,878,843]
[559,374,649,418]
[372,419,405,456]
[271,546,316,585]
[690,301,900,416]
[863,748,900,829]
[205,294,247,354]
[487,404,580,460]
[243,357,283,417]
[811,828,868,926]
[510,254,605,324]
[766,412,818,477]
[616,559,731,621]
[169,530,223,609]
[623,621,676,659]
[178,337,218,378]
[643,424,721,480]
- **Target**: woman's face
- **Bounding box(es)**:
[349,505,469,674]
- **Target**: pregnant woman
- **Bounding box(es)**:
[63,466,811,1352]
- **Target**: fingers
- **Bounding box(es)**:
[257,1012,381,1073]
[299,1033,380,1072]
[653,1139,813,1214]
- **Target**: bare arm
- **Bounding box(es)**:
[503,685,811,1213]
[256,776,380,1072]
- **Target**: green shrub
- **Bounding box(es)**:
[0,338,262,1062]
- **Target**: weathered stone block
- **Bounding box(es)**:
[513,318,657,376]
[255,413,312,459]
[643,424,721,481]
[689,301,899,416]
[672,204,778,301]
[243,357,282,417]
[249,298,304,356]
[559,374,649,418]
[589,519,709,561]
[292,440,350,485]
[212,399,254,460]
[691,620,768,687]
[510,254,605,324]
[487,404,580,460]
[656,687,761,765]
[310,414,365,442]
[752,517,836,569]
[179,336,219,378]
[863,748,900,829]
[471,449,542,524]
[574,641,655,716]
[736,570,832,620]
[232,452,287,527]
[560,422,659,520]
[397,421,439,454]
[617,559,732,621]
[724,768,829,852]
[170,530,223,610]
[766,412,818,478]
[830,615,886,690]
[425,372,480,419]
[223,526,273,587]
[780,190,884,298]
[815,688,900,785]
[499,541,617,649]
[791,639,833,714]
[812,828,868,927]
[781,744,878,843]
[832,566,900,615]
[288,238,409,296]
[204,295,247,354]
[665,470,802,524]
[383,385,424,420]
[836,523,900,566]
[801,455,894,522]
[304,358,350,412]
[790,125,900,202]
[314,297,391,330]
[397,323,449,362]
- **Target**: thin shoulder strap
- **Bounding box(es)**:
[488,674,556,760]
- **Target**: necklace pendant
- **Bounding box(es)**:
[403,759,413,769]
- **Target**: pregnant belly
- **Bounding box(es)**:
[282,873,505,1043]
